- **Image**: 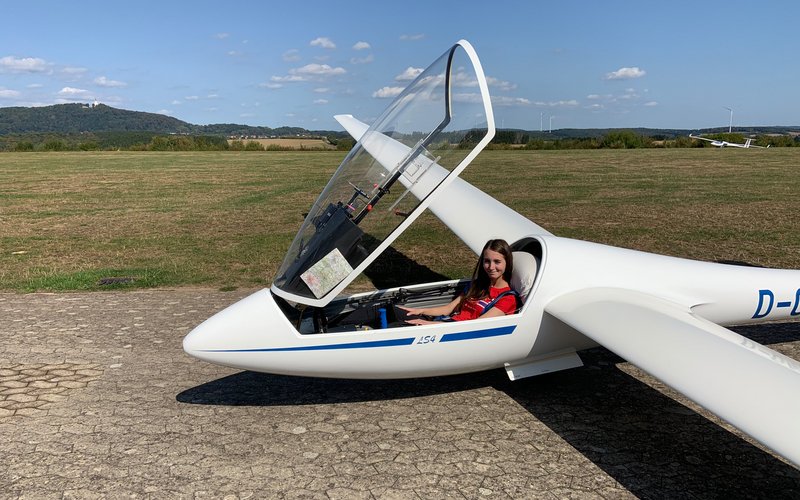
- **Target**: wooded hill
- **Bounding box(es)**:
[0,103,314,137]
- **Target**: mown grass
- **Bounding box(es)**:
[2,148,799,292]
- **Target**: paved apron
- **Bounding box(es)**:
[1,289,798,499]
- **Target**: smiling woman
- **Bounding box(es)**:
[401,239,518,325]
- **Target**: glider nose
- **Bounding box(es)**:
[182,288,283,362]
[182,320,214,355]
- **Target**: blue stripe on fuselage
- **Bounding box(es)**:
[202,337,415,352]
[201,325,516,353]
[440,325,516,342]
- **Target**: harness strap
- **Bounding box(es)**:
[479,289,520,316]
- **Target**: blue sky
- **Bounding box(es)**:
[1,1,797,131]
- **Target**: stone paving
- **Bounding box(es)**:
[1,289,799,499]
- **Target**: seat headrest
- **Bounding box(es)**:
[511,251,537,302]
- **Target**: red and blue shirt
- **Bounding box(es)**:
[451,286,516,321]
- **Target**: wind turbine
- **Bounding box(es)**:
[724,106,733,133]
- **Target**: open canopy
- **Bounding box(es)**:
[272,40,495,307]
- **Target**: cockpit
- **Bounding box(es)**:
[268,41,542,334]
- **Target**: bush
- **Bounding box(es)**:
[43,140,67,151]
[599,130,652,149]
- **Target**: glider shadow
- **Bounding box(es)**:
[176,322,800,497]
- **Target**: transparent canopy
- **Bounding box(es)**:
[273,41,495,306]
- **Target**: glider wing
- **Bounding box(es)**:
[545,287,800,467]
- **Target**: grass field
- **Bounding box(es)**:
[2,148,800,292]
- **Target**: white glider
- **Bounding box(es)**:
[689,134,768,148]
[184,40,800,467]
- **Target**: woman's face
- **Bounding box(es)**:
[482,248,506,283]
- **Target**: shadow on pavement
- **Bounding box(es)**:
[177,322,800,498]
[177,370,498,406]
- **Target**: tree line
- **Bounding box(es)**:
[487,130,798,149]
[2,130,797,152]
[1,133,350,152]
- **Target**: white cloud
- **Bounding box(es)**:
[313,99,328,104]
[486,76,517,91]
[270,75,305,83]
[184,95,200,100]
[452,92,484,104]
[372,86,404,98]
[644,101,658,107]
[310,37,336,49]
[58,87,88,96]
[490,95,533,107]
[270,63,346,85]
[0,56,49,73]
[283,49,301,62]
[395,67,423,81]
[350,54,374,65]
[94,76,127,88]
[530,99,579,107]
[260,82,283,89]
[56,87,92,101]
[213,33,230,40]
[62,66,88,77]
[452,72,516,90]
[451,71,478,87]
[604,67,646,80]
[399,34,425,41]
[290,63,346,77]
[0,88,21,98]
[352,41,370,50]
[313,87,329,93]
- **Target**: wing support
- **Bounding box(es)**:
[504,348,584,380]
[545,287,800,467]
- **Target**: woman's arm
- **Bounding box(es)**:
[400,296,461,318]
[479,307,508,319]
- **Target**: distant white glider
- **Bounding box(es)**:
[689,134,768,148]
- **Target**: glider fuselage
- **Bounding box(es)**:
[183,228,800,379]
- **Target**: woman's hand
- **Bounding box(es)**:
[398,306,425,316]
